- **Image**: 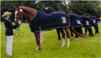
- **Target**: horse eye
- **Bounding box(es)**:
[19,9,23,12]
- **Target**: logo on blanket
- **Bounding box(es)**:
[86,21,89,25]
[62,17,66,24]
[93,20,96,23]
[76,20,81,24]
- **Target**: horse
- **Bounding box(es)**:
[15,5,71,50]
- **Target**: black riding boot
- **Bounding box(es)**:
[56,28,65,40]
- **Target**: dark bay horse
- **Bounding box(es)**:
[15,6,71,50]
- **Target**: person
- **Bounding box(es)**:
[2,10,19,57]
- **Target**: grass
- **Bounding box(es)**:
[0,22,101,58]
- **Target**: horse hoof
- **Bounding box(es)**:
[7,55,12,58]
[38,48,42,50]
[61,43,65,48]
[61,46,65,48]
[60,39,66,48]
[67,45,70,48]
[67,39,71,48]
[35,47,41,51]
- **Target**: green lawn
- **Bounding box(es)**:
[0,22,101,58]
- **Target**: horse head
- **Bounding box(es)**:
[15,6,23,24]
[15,5,37,23]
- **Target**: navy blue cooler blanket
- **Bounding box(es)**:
[90,16,99,26]
[69,15,82,28]
[30,11,69,32]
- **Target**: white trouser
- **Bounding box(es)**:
[6,35,13,56]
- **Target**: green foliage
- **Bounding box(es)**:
[35,1,68,12]
[1,1,101,16]
[68,1,101,16]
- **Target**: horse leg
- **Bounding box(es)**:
[56,28,61,40]
[34,31,41,50]
[65,26,71,48]
[70,27,74,37]
[88,27,94,36]
[6,35,13,56]
[94,24,99,34]
[65,27,71,38]
[60,28,66,48]
[84,27,88,35]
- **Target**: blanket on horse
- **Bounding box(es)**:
[30,11,69,32]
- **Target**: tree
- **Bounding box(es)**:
[35,1,69,12]
[68,1,101,16]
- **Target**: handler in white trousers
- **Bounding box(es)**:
[2,11,16,57]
